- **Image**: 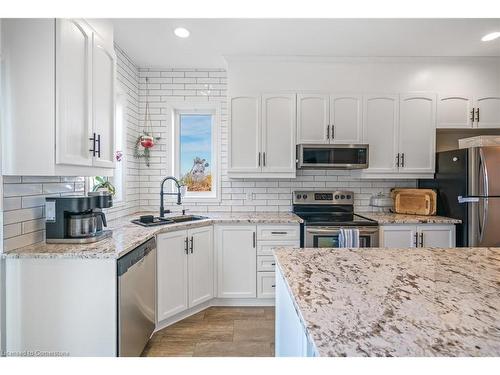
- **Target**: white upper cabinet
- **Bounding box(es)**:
[437,95,473,129]
[297,94,362,145]
[436,94,500,129]
[262,93,296,173]
[92,33,116,168]
[228,96,261,173]
[1,18,115,176]
[362,95,399,174]
[297,94,329,144]
[228,93,296,178]
[475,95,500,128]
[361,93,436,178]
[55,19,93,167]
[330,95,362,144]
[398,94,436,174]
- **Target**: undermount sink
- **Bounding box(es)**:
[131,215,208,227]
[167,215,208,223]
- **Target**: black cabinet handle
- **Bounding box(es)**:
[331,124,335,139]
[89,133,96,156]
[271,231,287,235]
[271,263,276,266]
[96,134,101,158]
[396,153,400,167]
[263,152,266,167]
[326,125,330,140]
[414,232,418,247]
[401,153,405,168]
[258,152,261,167]
[271,285,276,288]
[419,232,424,247]
[470,109,475,123]
[190,236,194,254]
[475,108,480,123]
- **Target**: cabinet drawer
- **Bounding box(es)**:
[257,271,276,299]
[257,240,300,256]
[257,225,300,241]
[257,255,276,272]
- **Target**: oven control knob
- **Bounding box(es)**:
[335,194,340,200]
[296,194,301,199]
[346,194,352,199]
[341,195,346,199]
[302,194,308,199]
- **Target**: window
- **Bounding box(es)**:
[170,104,220,202]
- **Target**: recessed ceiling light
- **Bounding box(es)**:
[481,32,500,42]
[174,27,190,38]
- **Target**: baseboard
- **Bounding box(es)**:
[155,297,275,331]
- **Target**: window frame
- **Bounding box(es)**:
[111,82,128,205]
[167,102,221,203]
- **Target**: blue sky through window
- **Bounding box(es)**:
[180,114,212,177]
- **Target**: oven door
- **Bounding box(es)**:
[304,226,379,248]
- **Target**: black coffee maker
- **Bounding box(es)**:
[45,192,113,243]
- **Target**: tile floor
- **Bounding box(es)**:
[142,306,275,357]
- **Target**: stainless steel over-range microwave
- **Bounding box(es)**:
[297,144,369,169]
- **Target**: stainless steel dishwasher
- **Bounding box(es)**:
[117,237,156,357]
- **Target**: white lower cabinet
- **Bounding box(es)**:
[380,224,456,248]
[215,224,300,300]
[275,267,315,357]
[215,225,257,298]
[157,226,213,322]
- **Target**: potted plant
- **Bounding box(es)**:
[92,176,116,196]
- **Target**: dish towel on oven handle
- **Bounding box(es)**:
[339,228,360,248]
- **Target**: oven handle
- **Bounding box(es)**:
[305,227,378,234]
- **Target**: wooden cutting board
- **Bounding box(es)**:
[391,188,437,215]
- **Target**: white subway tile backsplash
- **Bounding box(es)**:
[4,207,43,225]
[3,183,43,197]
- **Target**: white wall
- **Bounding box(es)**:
[137,67,416,215]
[227,57,500,95]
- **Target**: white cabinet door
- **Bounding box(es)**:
[297,94,329,144]
[417,225,455,248]
[216,225,257,298]
[330,95,362,144]
[363,95,399,174]
[229,96,261,173]
[380,225,417,248]
[475,96,500,128]
[398,94,436,174]
[92,33,116,168]
[437,95,473,129]
[55,19,93,167]
[261,93,296,174]
[187,226,214,308]
[157,231,188,321]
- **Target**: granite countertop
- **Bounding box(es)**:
[274,247,500,357]
[360,212,462,224]
[3,212,303,259]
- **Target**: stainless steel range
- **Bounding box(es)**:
[293,190,379,248]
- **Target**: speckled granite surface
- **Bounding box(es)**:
[274,247,500,357]
[3,212,302,259]
[360,212,461,224]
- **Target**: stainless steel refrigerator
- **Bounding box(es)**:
[419,146,500,247]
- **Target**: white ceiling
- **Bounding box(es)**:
[112,19,500,68]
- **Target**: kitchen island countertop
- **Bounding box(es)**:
[274,246,500,356]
